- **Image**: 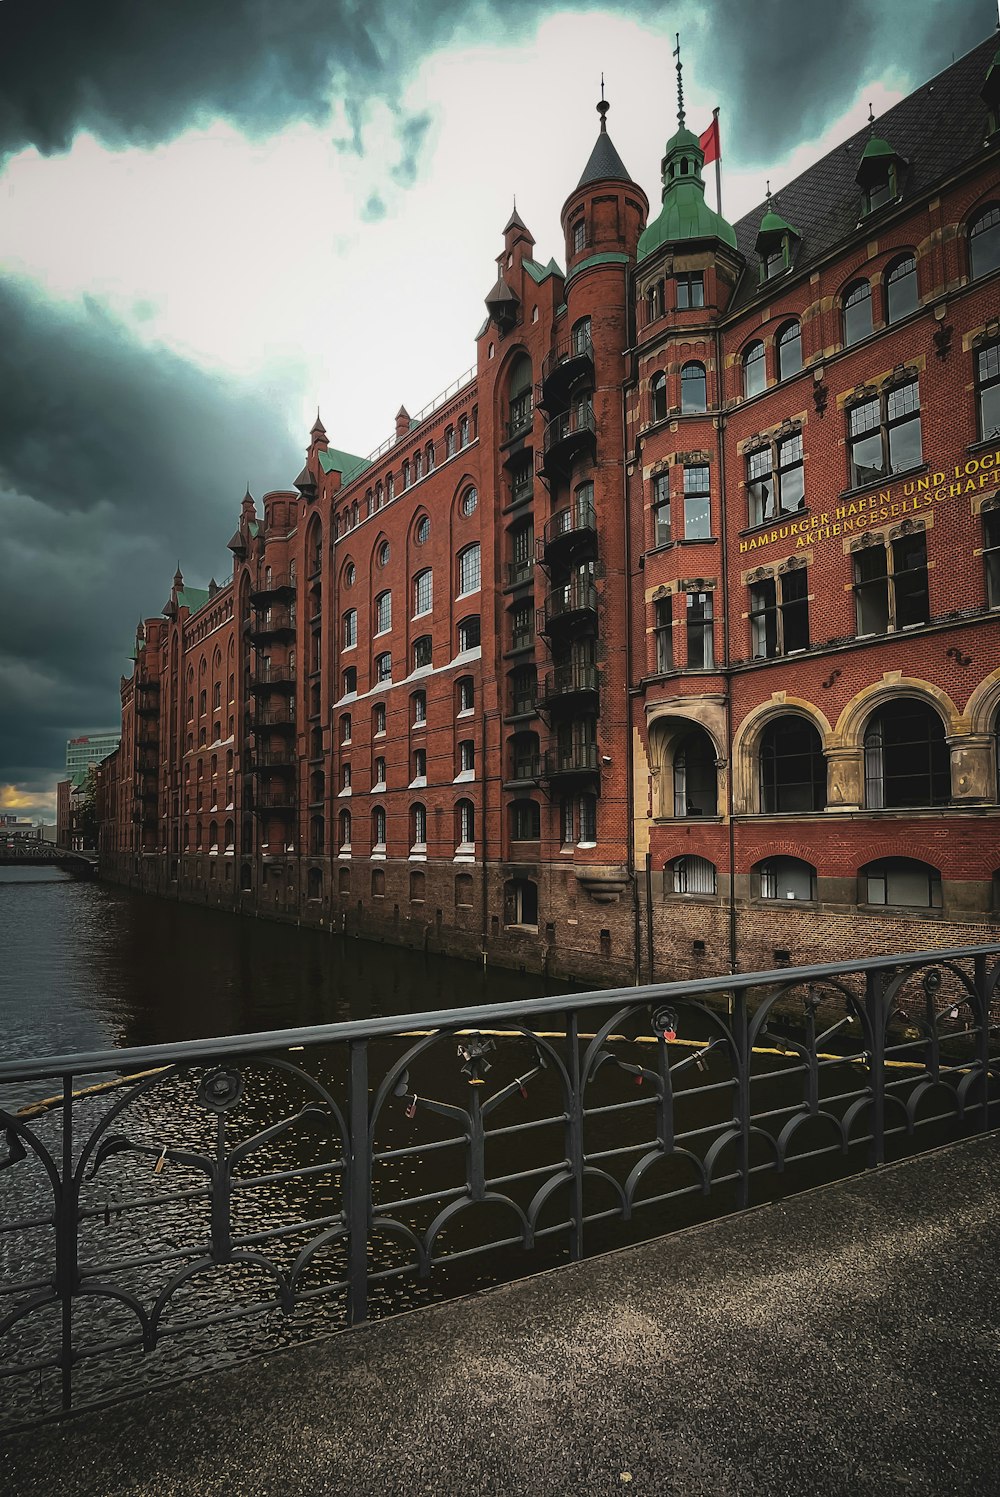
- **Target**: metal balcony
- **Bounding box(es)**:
[505,557,534,589]
[542,497,597,566]
[254,749,297,774]
[249,572,296,603]
[538,583,598,637]
[247,608,296,642]
[542,742,601,782]
[135,680,160,717]
[538,405,596,481]
[249,664,297,693]
[253,702,296,729]
[505,395,534,443]
[506,755,542,786]
[536,663,601,711]
[540,329,594,411]
[255,791,297,813]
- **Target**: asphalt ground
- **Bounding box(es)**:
[4,1133,1000,1497]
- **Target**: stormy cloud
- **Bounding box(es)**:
[0,279,300,812]
[1,0,991,170]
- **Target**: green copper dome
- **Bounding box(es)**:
[638,122,736,261]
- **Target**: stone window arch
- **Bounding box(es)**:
[863,699,949,808]
[759,714,827,812]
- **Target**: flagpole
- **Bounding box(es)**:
[713,107,722,217]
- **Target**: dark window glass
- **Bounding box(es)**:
[749,570,809,658]
[777,321,802,380]
[654,598,673,672]
[776,433,805,512]
[758,856,816,900]
[984,508,1000,608]
[652,472,671,546]
[686,591,714,668]
[864,702,949,809]
[843,280,873,346]
[743,340,766,397]
[970,206,1000,280]
[759,717,826,812]
[747,446,774,526]
[650,371,668,422]
[892,532,929,628]
[854,544,890,635]
[673,730,717,817]
[681,361,707,413]
[886,256,918,323]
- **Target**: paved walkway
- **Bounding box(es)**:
[6,1134,1000,1496]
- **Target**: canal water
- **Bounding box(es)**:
[0,868,567,1097]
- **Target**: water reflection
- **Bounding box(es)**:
[0,871,571,1067]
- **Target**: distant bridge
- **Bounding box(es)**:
[0,842,98,877]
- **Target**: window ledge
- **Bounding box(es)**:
[408,776,427,790]
[457,707,475,719]
[739,505,810,540]
[338,788,352,798]
[371,782,387,794]
[858,903,942,918]
[676,535,718,546]
[838,462,928,503]
[967,436,1000,456]
[338,850,351,860]
[408,850,427,862]
[453,770,476,783]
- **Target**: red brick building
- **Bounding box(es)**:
[102,37,1000,983]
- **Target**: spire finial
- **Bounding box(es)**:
[765,180,772,207]
[868,101,875,134]
[597,72,609,132]
[673,33,685,128]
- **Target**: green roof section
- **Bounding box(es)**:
[638,122,737,261]
[860,135,897,163]
[318,447,369,477]
[248,521,260,538]
[565,251,630,285]
[176,587,210,614]
[523,256,564,285]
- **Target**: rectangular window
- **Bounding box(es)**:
[375,592,392,634]
[849,381,922,488]
[984,508,1000,608]
[343,610,357,649]
[373,756,386,788]
[512,604,534,651]
[652,472,671,547]
[654,598,673,673]
[978,344,1000,442]
[747,447,774,527]
[683,465,711,539]
[411,748,427,784]
[750,569,809,657]
[413,571,432,616]
[458,678,474,713]
[413,636,432,669]
[577,794,597,844]
[510,458,533,505]
[342,665,357,696]
[375,653,392,682]
[459,740,475,772]
[686,591,714,668]
[776,434,805,513]
[412,692,427,726]
[892,531,929,627]
[573,219,586,253]
[854,545,890,635]
[675,272,704,309]
[458,616,481,651]
[560,798,575,846]
[373,703,386,736]
[886,381,922,474]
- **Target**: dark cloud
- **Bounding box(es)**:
[1,0,993,169]
[0,281,301,806]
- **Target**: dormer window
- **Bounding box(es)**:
[754,201,800,284]
[856,129,905,218]
[676,272,704,309]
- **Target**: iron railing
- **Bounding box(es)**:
[0,945,998,1432]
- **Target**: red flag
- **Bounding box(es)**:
[699,115,720,165]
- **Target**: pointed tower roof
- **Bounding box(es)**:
[576,80,634,188]
[504,203,528,234]
[637,35,736,260]
[311,410,327,439]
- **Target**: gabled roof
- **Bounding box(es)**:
[729,34,998,312]
[524,256,564,284]
[577,129,633,189]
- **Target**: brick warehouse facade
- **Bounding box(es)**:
[101,37,1000,985]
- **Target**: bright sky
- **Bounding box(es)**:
[0,13,907,465]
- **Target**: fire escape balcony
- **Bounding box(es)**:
[505,557,535,590]
[542,497,597,567]
[247,607,296,642]
[536,663,601,711]
[252,700,297,730]
[249,572,296,603]
[538,406,596,481]
[255,790,297,814]
[253,748,298,774]
[540,329,594,411]
[135,747,159,772]
[505,754,542,787]
[135,680,161,717]
[542,742,601,783]
[538,582,598,638]
[249,664,297,693]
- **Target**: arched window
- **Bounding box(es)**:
[776,321,802,380]
[461,486,478,518]
[412,635,432,671]
[457,676,475,714]
[672,729,717,817]
[759,716,827,812]
[457,543,481,596]
[409,869,426,901]
[456,799,475,847]
[572,316,592,355]
[510,731,540,782]
[742,340,766,398]
[402,459,410,490]
[413,568,432,616]
[863,701,949,808]
[411,690,427,726]
[457,615,481,652]
[410,802,427,849]
[337,867,350,896]
[669,855,717,895]
[415,514,431,545]
[445,425,455,458]
[842,279,872,347]
[861,857,942,909]
[310,814,325,856]
[240,862,252,891]
[886,255,918,324]
[209,820,219,851]
[510,798,540,840]
[458,414,469,448]
[371,806,387,850]
[756,856,817,901]
[307,867,323,900]
[680,361,707,414]
[650,371,667,422]
[414,451,422,481]
[339,809,351,849]
[426,442,435,472]
[455,872,474,909]
[371,868,386,897]
[969,205,1000,280]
